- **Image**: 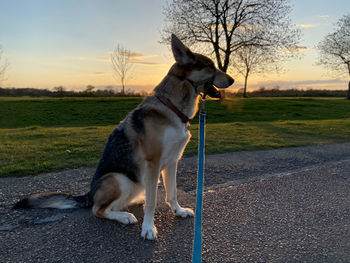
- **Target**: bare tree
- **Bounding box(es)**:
[111,44,135,96]
[317,14,350,99]
[161,0,300,77]
[85,85,95,93]
[231,46,270,97]
[53,86,65,97]
[0,46,9,85]
[230,26,301,97]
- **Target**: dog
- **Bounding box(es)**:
[14,34,234,240]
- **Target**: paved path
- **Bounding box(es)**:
[1,143,350,262]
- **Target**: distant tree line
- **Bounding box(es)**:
[0,86,146,97]
[0,86,347,98]
[228,87,348,98]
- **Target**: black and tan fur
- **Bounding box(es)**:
[14,35,234,240]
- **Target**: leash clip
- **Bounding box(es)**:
[200,93,206,114]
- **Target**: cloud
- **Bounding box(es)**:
[319,15,330,19]
[64,56,109,62]
[66,52,162,67]
[280,79,345,86]
[246,79,347,90]
[129,53,158,60]
[109,52,161,66]
[211,24,235,30]
[78,53,159,62]
[81,56,110,62]
[92,72,105,75]
[109,51,158,60]
[285,46,308,51]
[128,53,162,66]
[129,61,164,66]
[296,24,319,28]
[95,56,109,62]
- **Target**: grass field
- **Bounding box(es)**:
[1,97,350,177]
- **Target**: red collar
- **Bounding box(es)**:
[155,95,189,123]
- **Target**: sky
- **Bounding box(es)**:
[0,0,350,92]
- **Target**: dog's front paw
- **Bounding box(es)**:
[118,212,138,224]
[141,223,158,240]
[174,207,194,218]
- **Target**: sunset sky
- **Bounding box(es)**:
[1,0,350,92]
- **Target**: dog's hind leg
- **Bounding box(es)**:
[162,161,194,217]
[92,173,141,224]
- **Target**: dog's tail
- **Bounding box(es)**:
[13,192,92,209]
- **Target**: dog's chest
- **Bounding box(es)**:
[161,125,190,166]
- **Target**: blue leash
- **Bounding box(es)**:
[192,99,206,263]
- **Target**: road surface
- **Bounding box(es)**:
[1,143,350,262]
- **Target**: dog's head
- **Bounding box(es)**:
[171,34,234,99]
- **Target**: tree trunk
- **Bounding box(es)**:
[347,81,350,100]
[217,60,226,98]
[212,43,227,99]
[243,74,248,98]
[121,76,125,96]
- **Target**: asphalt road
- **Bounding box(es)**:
[1,143,350,262]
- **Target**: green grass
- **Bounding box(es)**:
[1,97,350,177]
[0,97,141,128]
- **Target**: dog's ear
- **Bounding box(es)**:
[171,34,195,65]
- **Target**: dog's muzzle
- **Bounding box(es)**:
[204,75,234,99]
[204,81,221,99]
[187,73,234,99]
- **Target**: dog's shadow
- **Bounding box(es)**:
[1,187,195,262]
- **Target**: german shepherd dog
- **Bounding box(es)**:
[14,35,234,240]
